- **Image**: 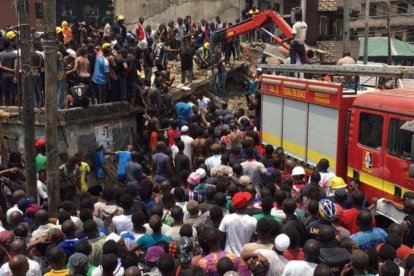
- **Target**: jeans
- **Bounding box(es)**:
[33,74,43,108]
[57,79,66,109]
[118,77,127,101]
[289,42,306,65]
[93,82,107,104]
[216,72,226,97]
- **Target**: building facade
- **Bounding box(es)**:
[350,0,414,42]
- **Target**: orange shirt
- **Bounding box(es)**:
[62,27,73,45]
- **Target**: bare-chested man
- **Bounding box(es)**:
[227,122,245,149]
[66,47,91,85]
[191,127,206,169]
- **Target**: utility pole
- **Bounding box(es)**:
[363,0,370,64]
[17,0,37,198]
[387,0,392,65]
[301,0,307,22]
[43,0,59,216]
[343,0,350,53]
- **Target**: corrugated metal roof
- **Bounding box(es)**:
[358,37,414,57]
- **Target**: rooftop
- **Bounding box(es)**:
[358,37,414,57]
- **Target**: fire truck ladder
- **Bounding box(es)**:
[258,64,414,92]
[257,64,414,78]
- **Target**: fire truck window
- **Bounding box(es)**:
[359,112,383,150]
[388,119,412,161]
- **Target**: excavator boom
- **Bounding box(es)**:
[213,10,292,50]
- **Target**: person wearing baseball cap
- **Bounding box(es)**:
[219,192,257,255]
[35,139,47,173]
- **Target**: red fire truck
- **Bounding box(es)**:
[260,71,414,202]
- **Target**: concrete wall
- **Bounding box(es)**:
[3,102,137,157]
[317,40,360,64]
[114,0,242,31]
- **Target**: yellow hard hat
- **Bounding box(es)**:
[56,27,63,34]
[117,15,125,22]
[61,21,69,28]
[329,176,347,190]
[203,42,210,49]
[102,43,112,50]
[6,31,16,40]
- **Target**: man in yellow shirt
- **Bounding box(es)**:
[45,246,69,276]
[75,153,90,194]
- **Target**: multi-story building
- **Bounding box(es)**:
[350,0,414,42]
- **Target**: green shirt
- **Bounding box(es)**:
[87,263,96,276]
[253,213,282,225]
[36,154,47,172]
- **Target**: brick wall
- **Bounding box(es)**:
[317,40,360,64]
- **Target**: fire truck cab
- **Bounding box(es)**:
[260,74,414,201]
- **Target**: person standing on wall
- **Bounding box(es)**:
[283,9,307,66]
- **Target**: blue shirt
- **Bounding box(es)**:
[137,233,172,250]
[92,150,106,179]
[92,55,110,85]
[116,151,132,178]
[58,238,84,257]
[350,228,388,251]
[175,102,192,126]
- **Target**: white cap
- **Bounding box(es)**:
[181,125,189,133]
[105,233,121,243]
[66,49,77,59]
[195,168,206,179]
[292,166,305,176]
[275,233,290,251]
[256,67,263,72]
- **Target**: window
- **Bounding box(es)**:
[369,3,377,16]
[388,119,413,160]
[359,112,383,149]
[320,16,328,35]
[398,3,408,14]
[395,32,403,41]
[35,3,43,19]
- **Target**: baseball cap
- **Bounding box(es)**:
[238,175,251,186]
[6,31,16,40]
[232,192,252,209]
[35,138,46,149]
[275,233,290,251]
[181,125,189,133]
[101,43,112,50]
[195,168,206,179]
[329,176,347,190]
[256,67,263,72]
[145,246,165,263]
[187,172,200,186]
[17,197,35,212]
[177,237,193,264]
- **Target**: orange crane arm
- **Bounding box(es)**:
[213,10,293,51]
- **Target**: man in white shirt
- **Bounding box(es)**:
[32,209,59,240]
[283,9,307,66]
[112,194,133,234]
[282,239,320,276]
[0,239,41,276]
[254,234,290,276]
[37,170,48,205]
[219,192,257,256]
[6,190,25,222]
[205,144,222,172]
[197,94,210,112]
[180,125,194,162]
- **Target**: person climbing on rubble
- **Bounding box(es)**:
[195,42,210,69]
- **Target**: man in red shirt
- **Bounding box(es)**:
[339,190,372,234]
[136,17,147,47]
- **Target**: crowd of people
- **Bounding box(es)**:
[0,6,413,276]
[1,87,414,276]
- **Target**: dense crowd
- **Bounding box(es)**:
[0,7,413,276]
